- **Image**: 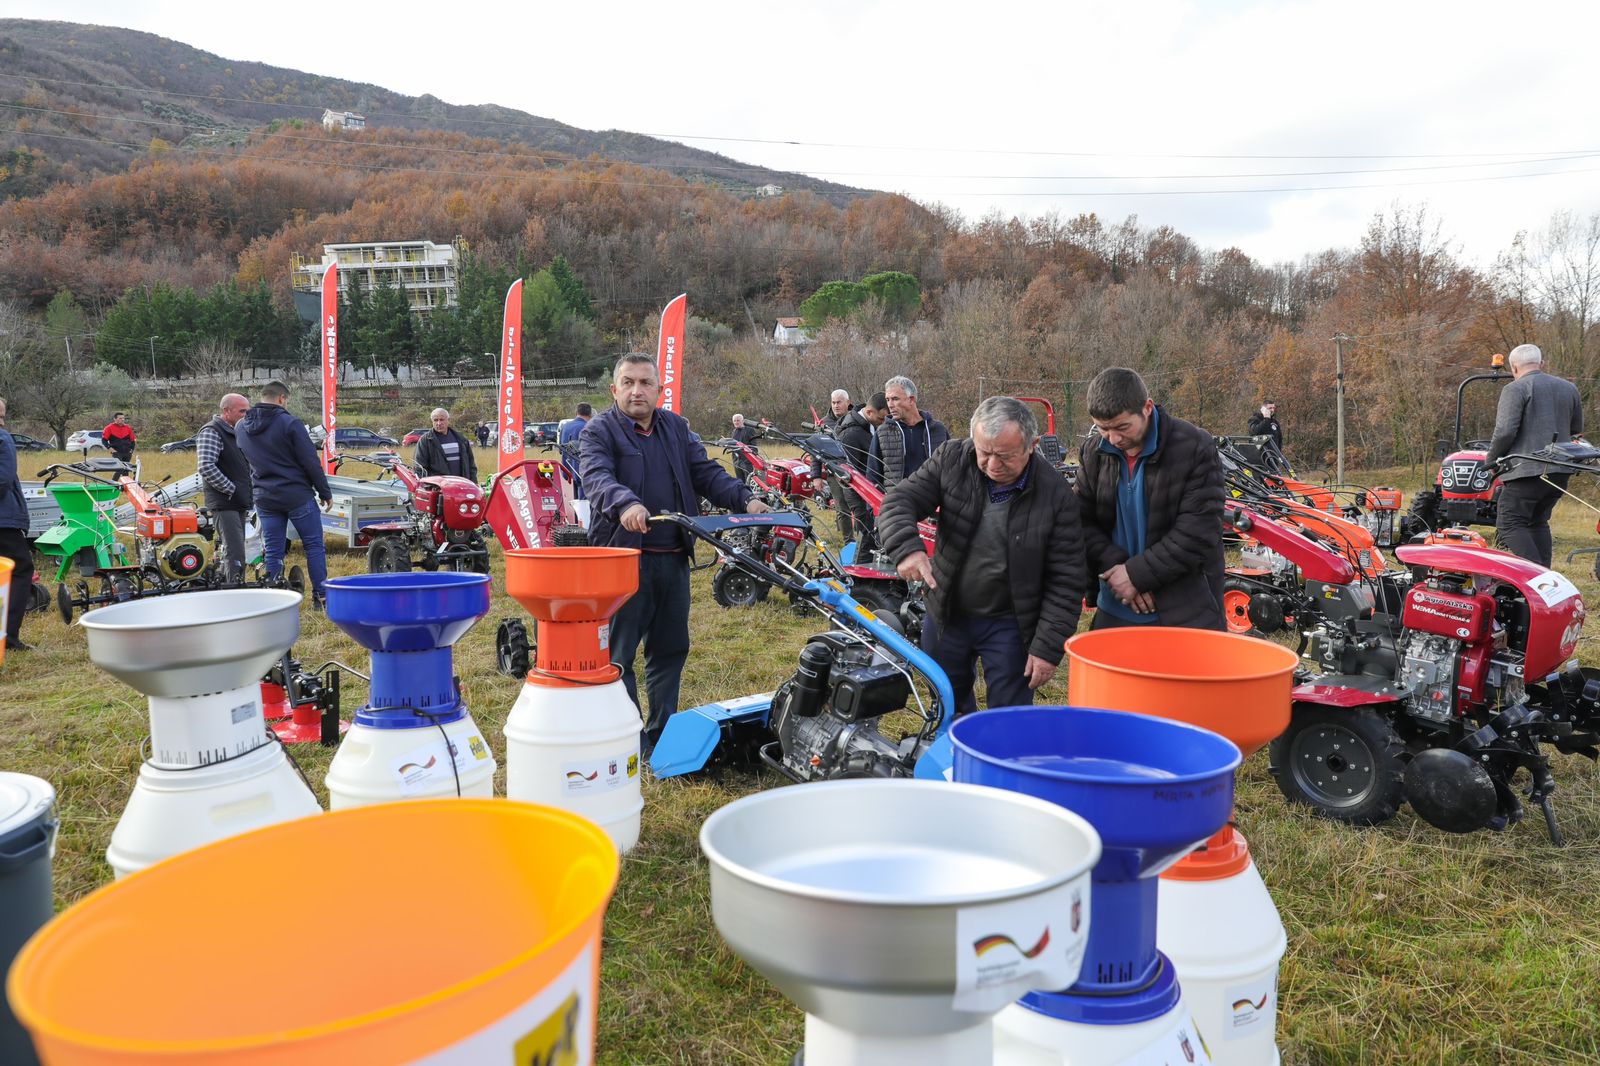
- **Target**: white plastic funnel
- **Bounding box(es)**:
[701,779,1101,1066]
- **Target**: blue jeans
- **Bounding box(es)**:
[920,612,1033,717]
[258,498,328,599]
[609,552,691,748]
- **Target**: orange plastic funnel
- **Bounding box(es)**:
[1065,627,1296,758]
[505,547,640,682]
[1066,627,1298,879]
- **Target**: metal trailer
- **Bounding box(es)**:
[287,475,410,550]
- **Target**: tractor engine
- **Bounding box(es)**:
[767,632,916,780]
[132,503,211,582]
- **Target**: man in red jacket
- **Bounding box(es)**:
[102,412,136,464]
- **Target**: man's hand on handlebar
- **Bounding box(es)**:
[896,550,937,588]
[746,499,771,515]
[621,503,651,533]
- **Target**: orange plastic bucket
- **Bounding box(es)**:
[0,556,11,665]
[505,547,639,681]
[9,800,618,1065]
[1065,627,1297,758]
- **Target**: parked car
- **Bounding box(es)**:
[8,433,51,452]
[401,427,430,446]
[527,421,561,446]
[160,437,198,453]
[333,427,399,449]
[64,430,104,453]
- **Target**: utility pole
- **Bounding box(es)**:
[1332,332,1349,484]
[148,336,160,380]
[63,335,73,372]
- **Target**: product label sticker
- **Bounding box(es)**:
[952,877,1089,1013]
[392,734,482,794]
[230,702,255,725]
[1225,973,1277,1039]
[541,497,558,511]
[597,622,609,651]
[1120,1006,1213,1065]
[719,692,774,713]
[1529,569,1581,607]
[563,750,637,793]
[410,944,593,1064]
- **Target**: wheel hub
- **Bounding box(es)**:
[1290,724,1376,807]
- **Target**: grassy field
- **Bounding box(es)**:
[5,447,1600,1064]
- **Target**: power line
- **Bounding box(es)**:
[2,68,1595,163]
[7,101,1597,185]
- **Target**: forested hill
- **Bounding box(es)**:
[0,19,857,203]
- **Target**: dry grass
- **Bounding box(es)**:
[5,450,1600,1064]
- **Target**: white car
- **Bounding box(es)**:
[64,430,104,453]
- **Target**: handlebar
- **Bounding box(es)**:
[649,511,816,595]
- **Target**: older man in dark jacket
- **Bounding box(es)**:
[878,396,1086,715]
[832,394,885,549]
[1482,343,1585,567]
[581,354,769,751]
[414,408,478,482]
[1077,368,1224,630]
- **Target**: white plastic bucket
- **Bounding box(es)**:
[504,681,642,853]
[993,997,1212,1065]
[326,714,496,809]
[1159,861,1286,1065]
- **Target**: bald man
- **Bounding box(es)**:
[195,392,253,582]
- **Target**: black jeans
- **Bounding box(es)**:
[0,527,33,643]
[1496,475,1568,568]
[609,551,692,749]
[920,612,1033,717]
[212,509,247,583]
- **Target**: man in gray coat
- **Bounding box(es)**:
[1483,343,1585,567]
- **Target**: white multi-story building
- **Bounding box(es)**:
[290,240,460,320]
[321,109,366,131]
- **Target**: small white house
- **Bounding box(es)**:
[322,109,367,131]
[756,184,784,197]
[773,317,812,346]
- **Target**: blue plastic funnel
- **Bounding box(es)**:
[952,706,1240,1024]
[324,573,490,728]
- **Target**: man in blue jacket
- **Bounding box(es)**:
[580,354,769,752]
[236,380,333,607]
[0,398,35,651]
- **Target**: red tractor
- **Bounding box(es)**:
[1408,358,1512,532]
[341,453,491,573]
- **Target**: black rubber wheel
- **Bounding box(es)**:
[496,618,531,677]
[366,537,411,573]
[1408,489,1441,532]
[27,581,49,614]
[56,583,75,625]
[287,565,306,594]
[1269,704,1408,826]
[1222,577,1263,637]
[712,565,767,608]
[851,584,908,636]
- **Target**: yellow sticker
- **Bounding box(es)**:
[512,990,580,1066]
[627,754,639,778]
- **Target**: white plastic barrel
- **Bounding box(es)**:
[504,681,642,853]
[993,999,1213,1065]
[1159,861,1286,1065]
[325,715,496,809]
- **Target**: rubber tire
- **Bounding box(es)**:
[851,584,909,637]
[287,565,306,594]
[56,583,75,625]
[712,565,768,608]
[496,618,531,677]
[1268,704,1408,826]
[1408,489,1441,532]
[1222,577,1261,636]
[27,581,49,614]
[367,537,411,573]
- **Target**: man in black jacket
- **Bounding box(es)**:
[194,393,252,583]
[878,396,1086,715]
[833,393,885,548]
[414,408,478,482]
[237,380,333,606]
[1247,402,1283,449]
[729,413,761,482]
[1077,368,1224,630]
[869,376,950,488]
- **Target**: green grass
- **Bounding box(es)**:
[5,451,1600,1063]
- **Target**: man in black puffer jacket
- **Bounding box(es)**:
[1077,368,1224,630]
[878,396,1086,715]
[237,380,333,606]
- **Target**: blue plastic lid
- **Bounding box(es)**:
[1020,950,1182,1025]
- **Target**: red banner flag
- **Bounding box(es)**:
[657,293,686,412]
[320,263,338,475]
[498,279,524,474]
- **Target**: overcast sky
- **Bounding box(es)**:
[6,0,1598,268]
